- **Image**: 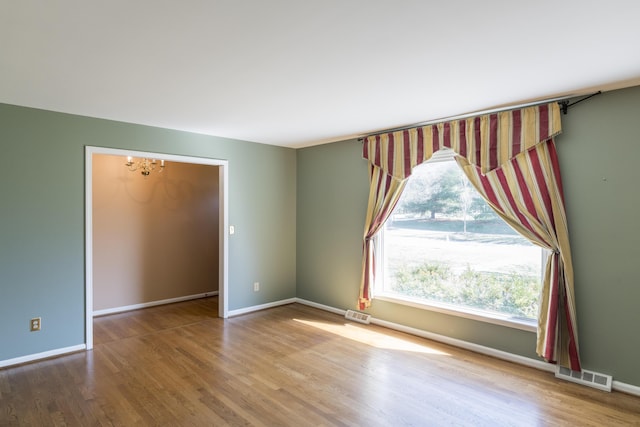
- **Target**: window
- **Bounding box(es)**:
[378,150,544,329]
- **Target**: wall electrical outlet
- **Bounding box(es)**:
[253,282,260,292]
[30,317,42,332]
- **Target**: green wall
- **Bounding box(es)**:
[3,85,639,388]
[0,104,297,361]
[296,85,640,387]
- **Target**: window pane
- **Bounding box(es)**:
[382,158,542,320]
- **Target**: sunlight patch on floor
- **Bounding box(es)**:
[294,319,450,356]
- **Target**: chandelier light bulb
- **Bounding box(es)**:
[125,156,166,177]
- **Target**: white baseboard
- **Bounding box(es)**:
[228,298,297,317]
[294,298,639,397]
[612,380,640,397]
[371,316,554,373]
[0,344,86,368]
[295,298,347,316]
[93,291,218,317]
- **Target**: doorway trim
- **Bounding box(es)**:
[85,146,229,350]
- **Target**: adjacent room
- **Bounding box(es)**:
[2,1,640,425]
[91,153,221,316]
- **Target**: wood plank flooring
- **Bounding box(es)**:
[1,297,639,426]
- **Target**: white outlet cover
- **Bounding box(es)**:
[229,225,235,235]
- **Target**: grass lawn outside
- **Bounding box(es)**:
[385,219,543,277]
[382,219,544,319]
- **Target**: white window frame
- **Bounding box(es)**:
[374,149,542,332]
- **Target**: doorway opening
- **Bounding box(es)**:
[85,146,229,350]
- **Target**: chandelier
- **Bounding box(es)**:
[125,156,165,176]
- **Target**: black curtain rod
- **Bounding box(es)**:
[559,91,602,115]
[359,91,602,141]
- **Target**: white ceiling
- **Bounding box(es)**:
[2,1,640,148]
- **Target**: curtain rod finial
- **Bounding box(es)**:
[559,91,602,115]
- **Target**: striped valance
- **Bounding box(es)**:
[363,102,562,178]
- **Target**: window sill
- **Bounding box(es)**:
[374,293,537,333]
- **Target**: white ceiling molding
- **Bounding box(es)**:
[1,1,640,148]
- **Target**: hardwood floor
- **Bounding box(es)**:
[1,298,639,426]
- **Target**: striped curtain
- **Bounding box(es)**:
[457,141,579,371]
[363,103,561,178]
[360,102,581,371]
[359,164,407,310]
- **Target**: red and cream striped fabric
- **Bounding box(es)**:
[358,164,406,310]
[458,140,580,371]
[360,102,581,371]
[363,102,562,177]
